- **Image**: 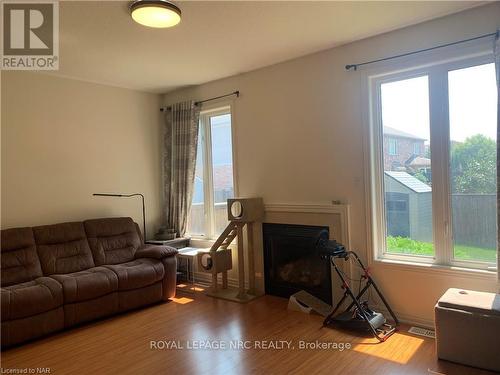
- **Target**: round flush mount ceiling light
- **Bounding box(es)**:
[130,0,181,28]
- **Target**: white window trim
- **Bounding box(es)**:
[188,103,237,241]
[363,40,498,274]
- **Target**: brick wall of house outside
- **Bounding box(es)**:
[383,136,425,171]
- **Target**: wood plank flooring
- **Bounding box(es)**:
[1,291,497,375]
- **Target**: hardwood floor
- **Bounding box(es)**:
[1,291,497,375]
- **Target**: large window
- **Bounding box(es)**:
[371,57,497,269]
[187,107,235,238]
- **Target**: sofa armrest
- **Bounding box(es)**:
[135,245,178,260]
[161,256,177,300]
[135,245,178,300]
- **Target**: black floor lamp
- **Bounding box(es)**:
[92,193,146,241]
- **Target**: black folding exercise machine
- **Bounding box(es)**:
[316,231,399,342]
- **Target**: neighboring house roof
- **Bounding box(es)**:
[212,164,234,191]
[194,164,234,190]
[384,126,426,141]
[407,156,431,167]
[192,165,234,204]
[385,171,431,193]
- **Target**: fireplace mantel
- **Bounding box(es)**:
[264,203,351,249]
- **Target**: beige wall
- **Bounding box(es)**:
[1,72,163,236]
[163,3,500,325]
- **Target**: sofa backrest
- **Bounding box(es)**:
[84,217,141,266]
[1,227,43,287]
[33,222,95,275]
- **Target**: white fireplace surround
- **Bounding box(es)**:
[261,203,352,302]
[191,202,352,303]
[263,203,351,248]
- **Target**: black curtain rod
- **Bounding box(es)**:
[345,31,498,71]
[160,90,239,111]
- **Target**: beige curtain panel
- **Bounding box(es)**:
[163,101,200,237]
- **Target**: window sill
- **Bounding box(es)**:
[371,257,497,280]
[189,237,215,248]
[189,236,238,250]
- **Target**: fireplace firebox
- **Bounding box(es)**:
[263,223,332,304]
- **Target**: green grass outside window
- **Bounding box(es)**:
[386,236,497,263]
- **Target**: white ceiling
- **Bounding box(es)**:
[49,1,484,93]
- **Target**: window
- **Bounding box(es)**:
[448,64,497,263]
[413,143,420,155]
[388,139,397,155]
[381,76,434,258]
[187,107,235,238]
[371,57,497,269]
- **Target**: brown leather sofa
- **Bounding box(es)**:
[1,217,178,348]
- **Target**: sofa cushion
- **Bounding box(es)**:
[104,258,164,291]
[1,227,43,287]
[34,222,95,275]
[1,277,63,320]
[84,217,142,266]
[50,267,118,303]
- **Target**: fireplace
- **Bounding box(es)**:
[263,223,332,304]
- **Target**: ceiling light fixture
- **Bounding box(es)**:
[130,0,181,28]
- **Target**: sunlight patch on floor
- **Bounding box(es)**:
[352,334,424,364]
[177,284,205,292]
[170,296,194,304]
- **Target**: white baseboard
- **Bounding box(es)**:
[373,304,434,329]
[394,311,434,329]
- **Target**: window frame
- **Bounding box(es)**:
[368,51,497,271]
[188,104,236,240]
